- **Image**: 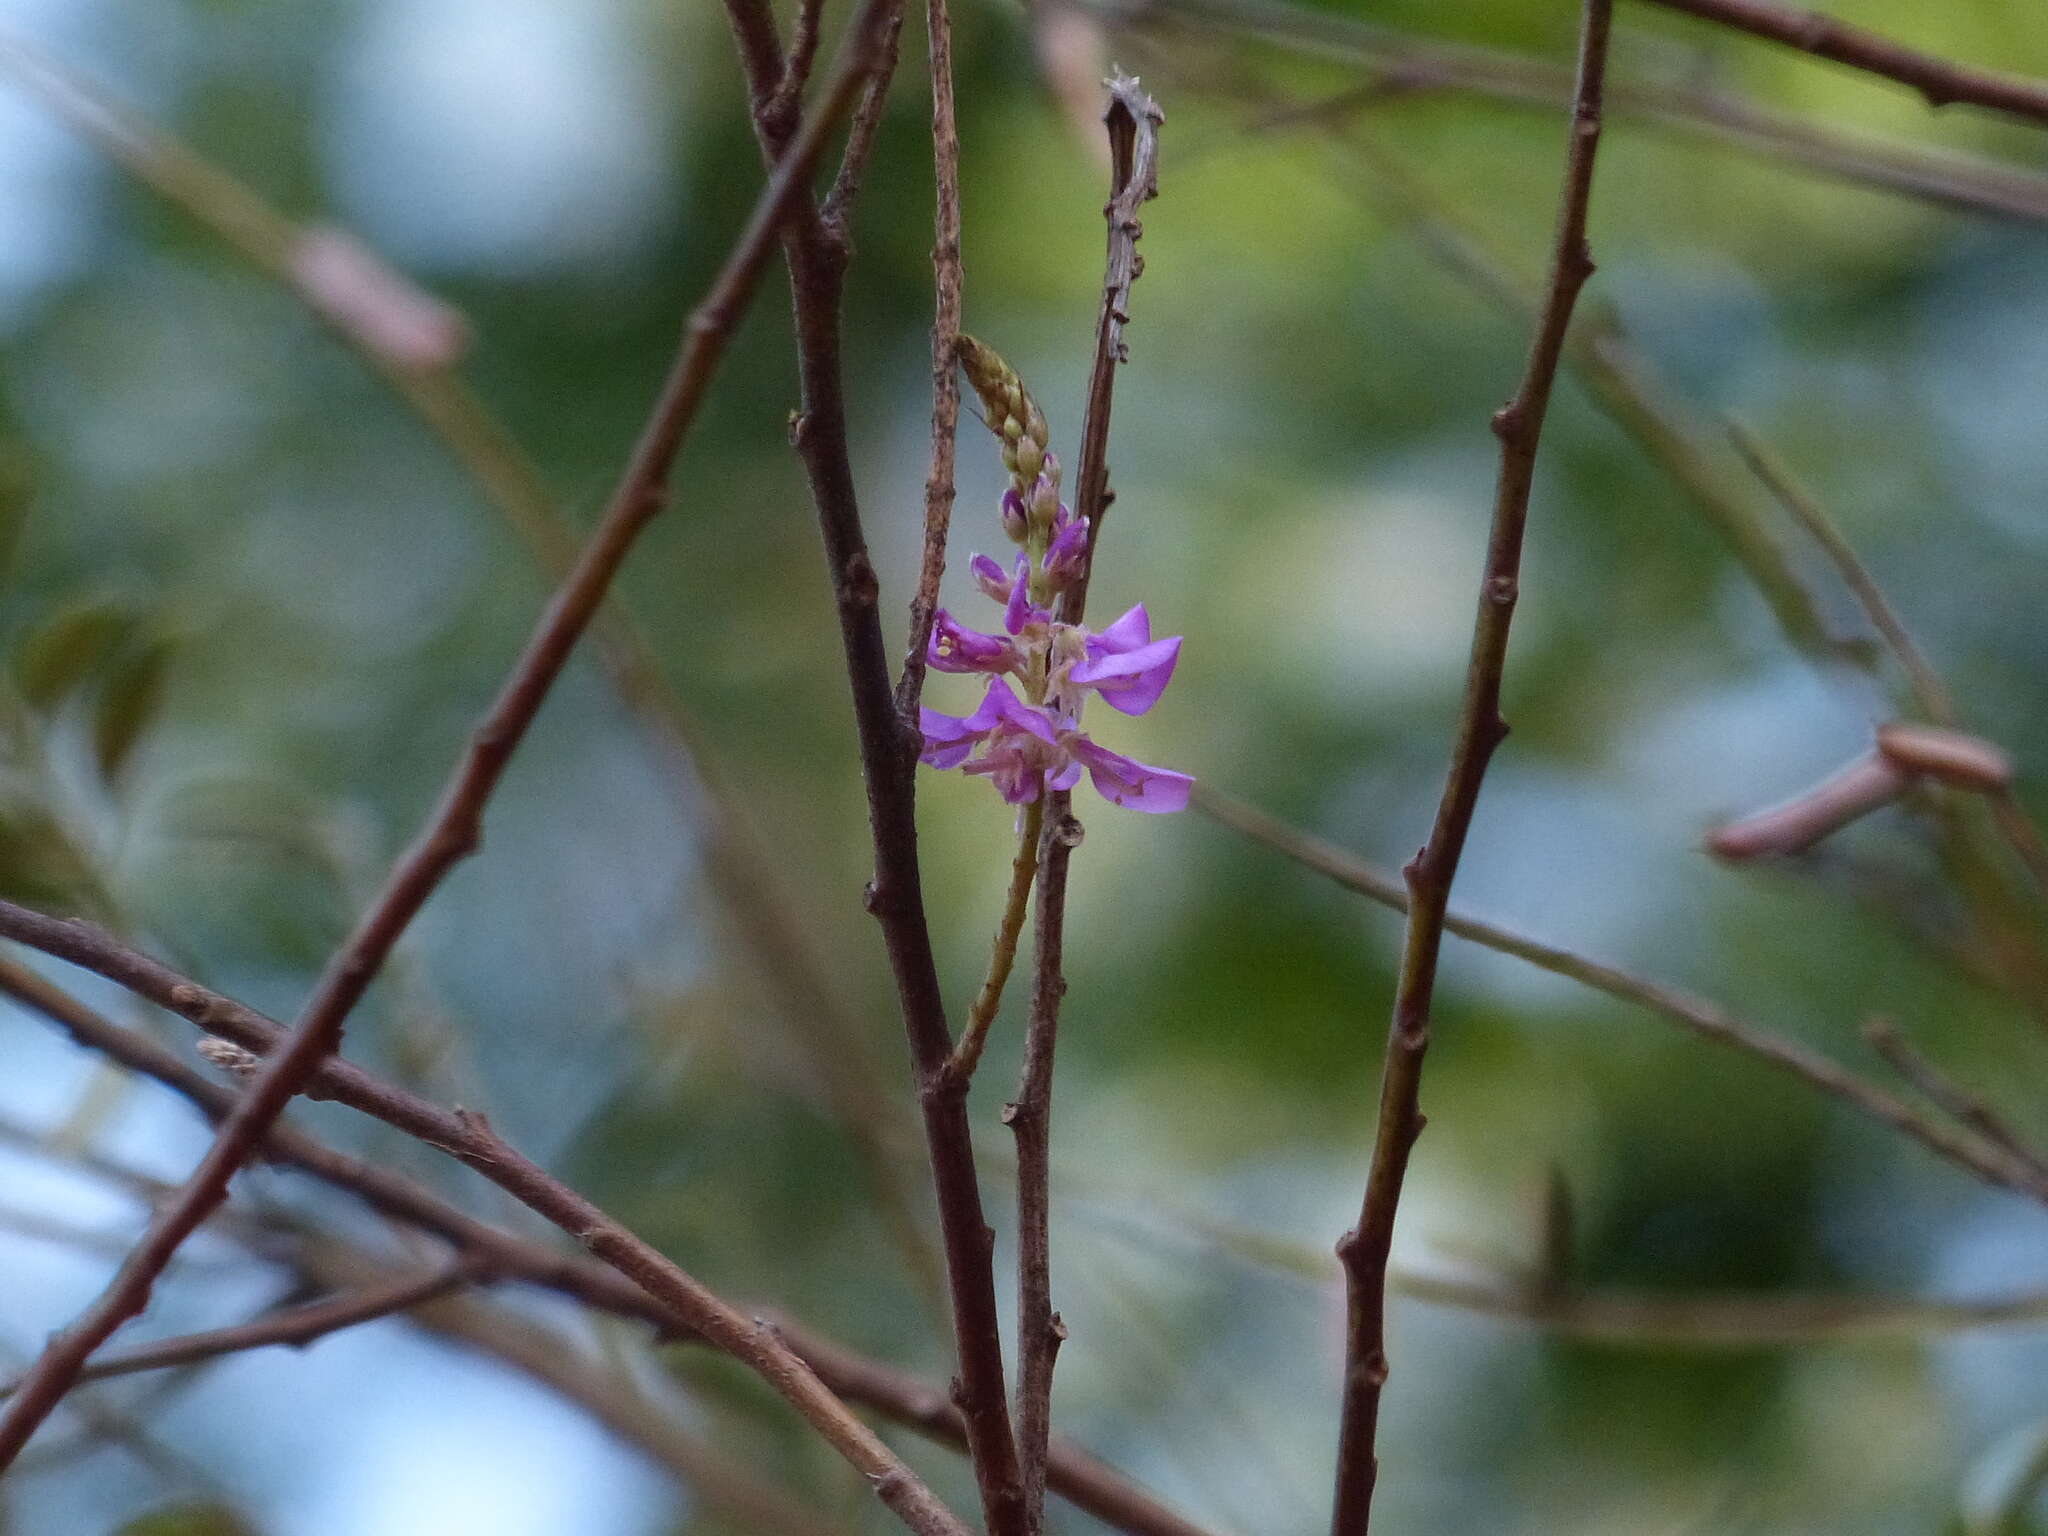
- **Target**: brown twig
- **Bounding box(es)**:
[1012,805,1079,1532]
[0,939,1215,1536]
[0,1263,475,1398]
[1330,5,1613,1530]
[0,14,898,1475]
[721,0,1028,1526]
[1118,0,2048,227]
[894,0,967,720]
[1194,789,2048,1205]
[824,3,909,237]
[1863,1018,2048,1183]
[0,944,968,1534]
[1639,0,2048,127]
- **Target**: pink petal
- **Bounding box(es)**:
[1069,736,1193,813]
[1070,634,1181,716]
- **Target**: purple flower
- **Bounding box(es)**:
[920,677,1190,814]
[928,609,1016,674]
[1068,604,1182,716]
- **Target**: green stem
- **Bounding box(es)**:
[951,799,1045,1079]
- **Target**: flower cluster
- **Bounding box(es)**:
[918,338,1192,814]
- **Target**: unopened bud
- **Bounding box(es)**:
[1875,723,2014,792]
[1000,489,1029,544]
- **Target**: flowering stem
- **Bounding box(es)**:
[950,799,1045,1080]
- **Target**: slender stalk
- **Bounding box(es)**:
[895,0,967,718]
[1330,5,1614,1530]
[0,14,896,1475]
[1640,0,2048,127]
[1002,74,1166,1532]
[951,800,1045,1079]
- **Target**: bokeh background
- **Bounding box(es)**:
[3,0,2048,1531]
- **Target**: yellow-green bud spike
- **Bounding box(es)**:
[958,333,1054,497]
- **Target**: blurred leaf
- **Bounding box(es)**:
[1962,1420,2048,1536]
[15,596,138,712]
[93,633,177,788]
[113,1503,261,1536]
[0,792,100,915]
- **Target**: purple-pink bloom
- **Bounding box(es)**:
[1069,604,1182,716]
[920,676,1189,813]
[1068,736,1194,813]
[928,609,1016,674]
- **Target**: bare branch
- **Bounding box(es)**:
[1194,788,2048,1206]
[0,10,899,1474]
[1331,7,1613,1527]
[0,1264,474,1398]
[1639,0,2048,127]
[1062,72,1165,628]
[0,964,1215,1536]
[824,3,910,237]
[1118,0,2048,226]
[1864,1018,2048,1183]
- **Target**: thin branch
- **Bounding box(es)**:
[1195,788,2048,1205]
[1117,0,2048,227]
[0,14,899,1475]
[780,0,831,118]
[1726,421,1956,722]
[721,0,1027,1524]
[1013,807,1076,1533]
[1062,73,1165,628]
[1863,1017,2048,1183]
[823,3,910,236]
[1639,0,2048,127]
[950,800,1045,1079]
[1331,6,1613,1530]
[894,0,967,718]
[0,1263,475,1398]
[0,952,1217,1536]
